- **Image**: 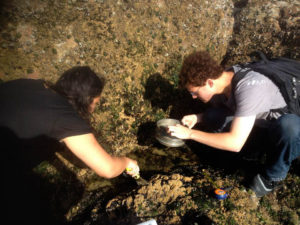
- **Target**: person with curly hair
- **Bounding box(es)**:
[168,51,300,198]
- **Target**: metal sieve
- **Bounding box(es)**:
[155,118,185,147]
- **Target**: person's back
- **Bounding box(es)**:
[227,65,287,126]
[0,78,91,140]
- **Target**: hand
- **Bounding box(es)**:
[125,158,140,179]
[168,124,192,139]
[181,114,198,129]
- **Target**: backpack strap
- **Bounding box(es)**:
[230,66,251,112]
[231,66,251,98]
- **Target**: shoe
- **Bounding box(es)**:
[249,174,282,197]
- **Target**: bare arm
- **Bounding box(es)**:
[169,115,256,152]
[62,133,137,179]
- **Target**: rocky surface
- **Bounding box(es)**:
[0,0,234,155]
[222,0,300,66]
[78,164,300,225]
[0,0,299,224]
[1,0,299,154]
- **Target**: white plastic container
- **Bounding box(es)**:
[137,219,158,225]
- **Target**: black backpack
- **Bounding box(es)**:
[232,52,300,116]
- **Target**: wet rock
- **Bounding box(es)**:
[222,0,300,66]
[102,165,258,225]
[0,1,299,224]
[16,24,37,53]
[0,0,235,154]
[3,0,299,156]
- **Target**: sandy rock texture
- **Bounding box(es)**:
[1,0,234,155]
[0,0,299,224]
[223,0,300,66]
[93,165,299,225]
[1,0,299,155]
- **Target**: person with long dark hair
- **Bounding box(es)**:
[0,66,139,224]
[0,66,139,178]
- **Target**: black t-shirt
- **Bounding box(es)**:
[0,79,93,224]
[0,79,92,140]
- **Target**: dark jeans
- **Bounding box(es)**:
[266,114,300,181]
[202,108,300,181]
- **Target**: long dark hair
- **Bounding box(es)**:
[50,66,105,121]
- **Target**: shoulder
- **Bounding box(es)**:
[2,78,43,85]
[232,65,274,92]
[0,79,46,93]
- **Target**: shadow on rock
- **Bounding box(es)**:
[137,121,157,146]
[105,206,144,225]
[144,73,206,119]
[182,211,213,225]
[144,72,176,112]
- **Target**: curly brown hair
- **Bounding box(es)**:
[179,51,224,88]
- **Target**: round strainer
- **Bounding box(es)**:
[155,118,185,147]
